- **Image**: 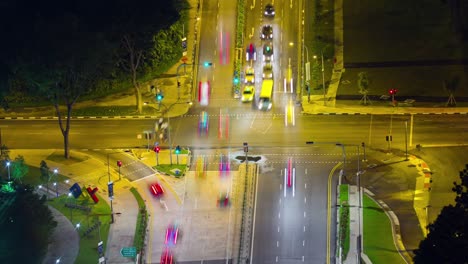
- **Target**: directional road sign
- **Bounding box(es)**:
[120,247,137,258]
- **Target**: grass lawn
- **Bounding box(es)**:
[155,164,187,177]
[48,194,111,264]
[339,184,350,260]
[363,194,406,264]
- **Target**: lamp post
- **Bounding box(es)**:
[68,192,74,222]
[320,50,326,106]
[107,152,123,224]
[6,161,10,181]
[53,169,58,197]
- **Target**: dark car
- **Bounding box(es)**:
[263,63,273,79]
[264,4,275,17]
[263,44,273,62]
[261,25,273,40]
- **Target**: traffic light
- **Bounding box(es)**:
[175,145,181,154]
[117,160,122,167]
[389,88,398,95]
[266,46,270,52]
[153,146,160,153]
[204,61,212,67]
[234,77,239,84]
[156,93,164,101]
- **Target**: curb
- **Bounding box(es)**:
[301,111,468,116]
[0,115,161,120]
[364,188,413,264]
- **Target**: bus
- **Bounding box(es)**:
[258,79,273,111]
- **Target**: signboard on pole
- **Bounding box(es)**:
[120,247,137,258]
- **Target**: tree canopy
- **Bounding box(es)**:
[0,0,188,104]
[413,164,468,263]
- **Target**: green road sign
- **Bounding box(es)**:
[120,247,137,257]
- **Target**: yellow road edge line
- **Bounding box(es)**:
[327,162,342,264]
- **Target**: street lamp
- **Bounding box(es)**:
[6,161,10,181]
[53,169,58,197]
[68,192,73,222]
[313,48,327,106]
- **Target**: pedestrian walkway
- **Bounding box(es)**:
[343,185,362,264]
[42,206,79,264]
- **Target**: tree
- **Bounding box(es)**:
[10,155,28,183]
[311,59,321,90]
[358,72,371,105]
[50,68,95,159]
[413,164,468,263]
[443,75,459,107]
[1,183,57,263]
[121,35,144,113]
[40,160,50,183]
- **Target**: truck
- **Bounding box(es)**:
[258,79,273,111]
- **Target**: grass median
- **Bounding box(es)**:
[363,194,406,264]
[339,184,350,260]
[130,187,147,252]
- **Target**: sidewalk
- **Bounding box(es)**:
[302,98,468,115]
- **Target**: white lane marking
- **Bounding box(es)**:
[302,256,305,262]
[279,198,281,204]
[305,183,307,189]
[283,78,287,92]
[304,197,307,204]
[291,78,294,93]
[195,198,198,209]
[304,211,306,218]
[305,168,307,174]
[278,226,280,232]
[303,226,306,232]
[278,212,281,219]
[276,256,278,262]
[284,168,287,197]
[292,168,296,197]
[303,240,305,246]
[277,241,279,247]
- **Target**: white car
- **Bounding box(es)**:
[198,81,210,106]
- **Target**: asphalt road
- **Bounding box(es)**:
[2,114,467,150]
[252,146,342,264]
